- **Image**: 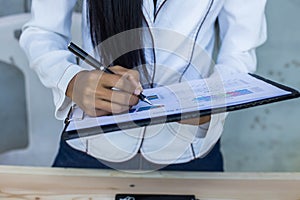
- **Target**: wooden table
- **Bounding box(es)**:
[0,165,300,200]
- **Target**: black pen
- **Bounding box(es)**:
[68,42,152,105]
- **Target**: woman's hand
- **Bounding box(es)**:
[179,115,211,126]
[66,66,142,117]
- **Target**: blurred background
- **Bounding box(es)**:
[0,0,299,172]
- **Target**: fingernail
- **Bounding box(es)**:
[134,89,142,96]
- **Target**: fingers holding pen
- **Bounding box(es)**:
[100,73,139,95]
[95,88,139,107]
[66,43,145,115]
[109,65,143,95]
[95,69,141,111]
[66,68,142,116]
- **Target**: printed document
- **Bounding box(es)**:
[66,73,291,132]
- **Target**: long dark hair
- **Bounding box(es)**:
[87,0,145,69]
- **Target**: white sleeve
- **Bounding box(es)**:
[199,1,267,156]
[215,0,267,74]
[19,0,86,120]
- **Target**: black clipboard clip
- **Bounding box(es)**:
[64,104,78,125]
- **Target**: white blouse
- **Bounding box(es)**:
[20,0,267,164]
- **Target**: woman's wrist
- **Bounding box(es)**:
[66,72,80,99]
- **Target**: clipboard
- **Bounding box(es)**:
[62,73,300,141]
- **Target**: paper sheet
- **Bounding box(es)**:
[66,73,291,132]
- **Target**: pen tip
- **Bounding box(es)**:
[144,98,153,105]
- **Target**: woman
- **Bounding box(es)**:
[20,0,267,171]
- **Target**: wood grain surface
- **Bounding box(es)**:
[1,165,300,200]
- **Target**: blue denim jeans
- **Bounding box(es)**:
[53,137,223,172]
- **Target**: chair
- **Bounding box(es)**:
[0,60,28,153]
[0,13,81,166]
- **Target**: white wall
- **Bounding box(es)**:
[222,0,300,172]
